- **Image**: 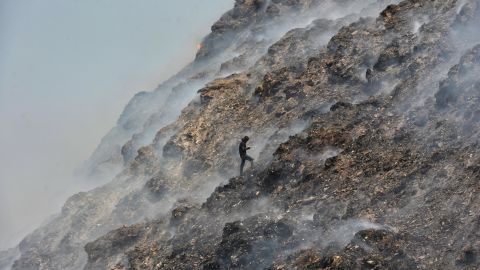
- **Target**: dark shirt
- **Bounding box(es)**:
[239,141,247,158]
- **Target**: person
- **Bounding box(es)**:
[239,136,254,176]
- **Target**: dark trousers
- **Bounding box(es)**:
[240,155,254,176]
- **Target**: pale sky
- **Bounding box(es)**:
[0,0,233,250]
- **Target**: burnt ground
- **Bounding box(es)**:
[7,0,480,269]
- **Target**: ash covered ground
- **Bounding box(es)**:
[4,0,480,269]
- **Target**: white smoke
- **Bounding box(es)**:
[0,0,234,254]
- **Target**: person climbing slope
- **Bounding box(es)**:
[239,136,254,176]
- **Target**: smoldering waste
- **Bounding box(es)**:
[5,0,480,269]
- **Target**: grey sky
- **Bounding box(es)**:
[0,0,233,250]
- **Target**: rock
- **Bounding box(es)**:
[455,245,477,266]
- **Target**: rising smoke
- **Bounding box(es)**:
[8,0,480,269]
[0,0,233,262]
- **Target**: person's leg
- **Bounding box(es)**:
[246,155,254,167]
[240,158,246,176]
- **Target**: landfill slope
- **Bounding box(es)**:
[5,0,480,269]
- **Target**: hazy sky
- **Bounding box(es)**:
[0,0,233,250]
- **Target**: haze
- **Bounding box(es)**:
[0,0,233,250]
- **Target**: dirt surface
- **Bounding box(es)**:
[5,0,480,269]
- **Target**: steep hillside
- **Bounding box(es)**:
[4,0,480,269]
